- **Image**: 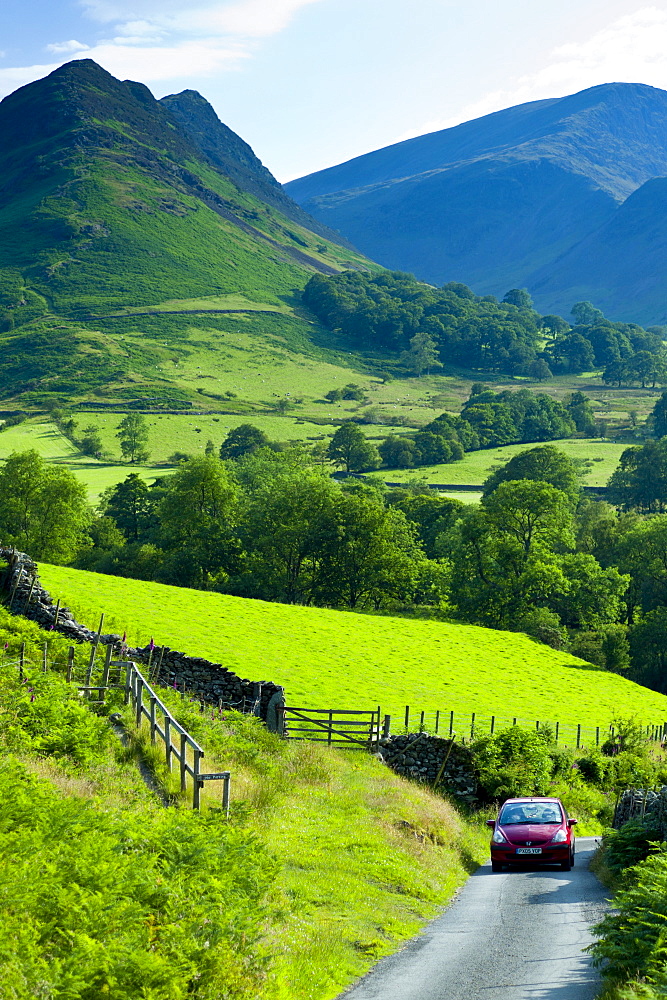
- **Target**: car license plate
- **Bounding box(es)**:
[516,848,542,855]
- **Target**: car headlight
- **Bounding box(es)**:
[550,829,567,843]
[492,829,507,844]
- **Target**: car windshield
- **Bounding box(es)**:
[499,803,563,825]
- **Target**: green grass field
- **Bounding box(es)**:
[383,438,627,487]
[0,419,171,500]
[38,564,667,742]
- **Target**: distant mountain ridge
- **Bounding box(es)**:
[286,83,667,324]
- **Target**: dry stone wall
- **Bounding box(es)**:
[378,732,478,802]
[614,787,667,837]
[1,547,285,725]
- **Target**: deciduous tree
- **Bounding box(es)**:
[0,450,90,562]
[327,423,380,472]
[116,413,150,463]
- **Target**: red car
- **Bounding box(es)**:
[487,796,577,872]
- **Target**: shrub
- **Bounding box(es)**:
[471,725,553,799]
[0,758,277,999]
[590,848,667,987]
[601,819,663,879]
[576,750,608,786]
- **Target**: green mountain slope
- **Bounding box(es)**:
[0,59,374,405]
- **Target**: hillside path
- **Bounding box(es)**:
[339,837,608,1000]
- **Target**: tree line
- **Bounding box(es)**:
[303,271,667,379]
[11,395,667,695]
[328,385,593,472]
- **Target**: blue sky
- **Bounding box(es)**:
[2,0,667,180]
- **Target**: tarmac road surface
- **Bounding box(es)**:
[339,837,609,1000]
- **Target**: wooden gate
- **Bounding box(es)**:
[280,706,381,749]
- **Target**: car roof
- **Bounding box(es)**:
[502,797,562,804]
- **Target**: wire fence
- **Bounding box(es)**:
[387,705,667,748]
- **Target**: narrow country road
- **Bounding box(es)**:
[340,837,608,1000]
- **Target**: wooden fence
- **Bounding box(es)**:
[280,705,382,749]
[9,643,230,814]
[123,660,231,815]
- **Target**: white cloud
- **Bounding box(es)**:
[0,0,324,99]
[0,38,248,100]
[45,39,90,54]
[395,5,667,143]
[78,0,326,37]
[0,62,61,95]
[184,0,326,38]
[77,40,248,80]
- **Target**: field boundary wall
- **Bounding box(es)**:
[614,786,667,836]
[0,547,286,726]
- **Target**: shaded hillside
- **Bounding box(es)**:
[286,83,667,321]
[528,176,667,326]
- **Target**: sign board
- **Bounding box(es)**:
[198,772,231,781]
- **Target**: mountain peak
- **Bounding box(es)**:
[161,89,351,245]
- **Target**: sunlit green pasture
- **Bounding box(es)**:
[108,292,296,315]
[0,419,170,500]
[384,438,627,487]
[38,564,667,742]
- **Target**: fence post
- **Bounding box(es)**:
[42,642,48,674]
[555,721,559,744]
[470,712,475,739]
[135,676,143,727]
[86,644,98,687]
[53,599,61,628]
[180,733,187,792]
[435,710,440,735]
[420,710,425,732]
[150,695,157,744]
[193,749,202,810]
[513,717,517,726]
[383,714,391,738]
[596,726,600,746]
[433,735,457,791]
[490,715,495,735]
[376,704,381,749]
[165,716,172,771]
[19,642,25,680]
[404,705,410,730]
[67,647,75,683]
[24,576,36,611]
[8,567,23,609]
[327,710,333,747]
[449,711,454,737]
[124,662,133,705]
[222,774,231,820]
[101,644,113,692]
[576,724,581,749]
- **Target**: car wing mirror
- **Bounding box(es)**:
[568,819,577,826]
[486,819,496,828]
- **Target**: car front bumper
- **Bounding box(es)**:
[490,845,571,864]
